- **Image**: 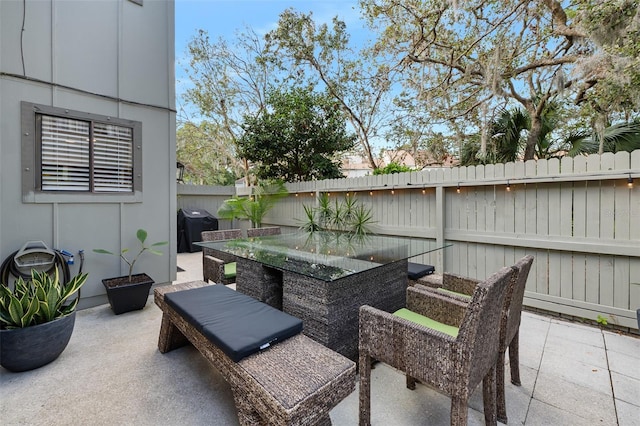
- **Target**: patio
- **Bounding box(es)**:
[1,251,638,425]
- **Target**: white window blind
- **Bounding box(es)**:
[94,123,133,192]
[39,115,134,193]
[41,116,90,191]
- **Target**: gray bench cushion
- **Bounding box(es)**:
[165,285,303,362]
[407,262,435,280]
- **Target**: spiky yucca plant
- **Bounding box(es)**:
[0,269,88,329]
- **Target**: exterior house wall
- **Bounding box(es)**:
[0,0,176,309]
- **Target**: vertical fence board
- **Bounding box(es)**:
[514,186,526,234]
[549,252,561,297]
[548,183,561,236]
[613,258,629,311]
[599,255,614,307]
[573,158,588,236]
[585,254,600,304]
[601,154,616,239]
[468,242,478,278]
[560,252,573,298]
[536,249,549,294]
[525,183,537,235]
[537,183,550,236]
[573,253,587,302]
[560,182,573,237]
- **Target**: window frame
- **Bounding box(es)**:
[21,101,143,204]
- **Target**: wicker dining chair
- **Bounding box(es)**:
[201,229,242,285]
[246,226,281,238]
[409,255,534,423]
[359,266,516,426]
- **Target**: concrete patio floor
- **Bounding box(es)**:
[1,251,639,425]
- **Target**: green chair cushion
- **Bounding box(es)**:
[436,287,472,300]
[224,262,237,279]
[394,308,459,338]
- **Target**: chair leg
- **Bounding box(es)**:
[496,350,508,424]
[406,374,417,390]
[482,365,498,426]
[509,331,521,386]
[157,314,188,353]
[450,396,469,426]
[231,385,263,425]
[359,352,372,426]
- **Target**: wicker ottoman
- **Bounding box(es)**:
[154,281,356,426]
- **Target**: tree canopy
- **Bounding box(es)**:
[178,1,640,177]
[359,0,640,160]
[265,9,399,169]
[237,88,356,182]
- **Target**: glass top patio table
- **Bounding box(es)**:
[196,231,451,282]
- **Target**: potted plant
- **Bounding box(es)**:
[0,269,88,372]
[94,229,167,315]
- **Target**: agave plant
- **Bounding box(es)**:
[0,269,88,329]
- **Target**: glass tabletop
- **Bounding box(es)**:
[197,231,451,282]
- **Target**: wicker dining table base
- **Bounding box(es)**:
[154,281,356,426]
[236,258,409,361]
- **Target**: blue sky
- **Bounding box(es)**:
[175,0,369,110]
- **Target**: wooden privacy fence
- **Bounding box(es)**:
[182,150,640,329]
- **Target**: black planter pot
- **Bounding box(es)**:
[102,273,154,315]
[0,311,76,372]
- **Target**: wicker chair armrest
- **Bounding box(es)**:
[441,273,481,295]
[203,255,226,283]
[406,286,468,328]
[359,305,456,379]
[204,254,225,267]
[203,248,238,264]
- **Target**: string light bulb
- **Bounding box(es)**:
[506,181,511,192]
[369,190,373,196]
[456,184,461,194]
[422,187,426,195]
[628,174,634,189]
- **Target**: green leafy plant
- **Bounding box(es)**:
[217,181,288,227]
[373,162,413,175]
[93,229,168,283]
[300,204,321,233]
[596,314,608,326]
[300,194,375,235]
[0,269,88,329]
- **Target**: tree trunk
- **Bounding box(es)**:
[524,113,542,160]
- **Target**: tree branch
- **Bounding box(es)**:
[541,0,587,38]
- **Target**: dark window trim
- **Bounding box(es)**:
[21,101,143,204]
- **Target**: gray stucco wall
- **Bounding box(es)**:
[0,0,176,309]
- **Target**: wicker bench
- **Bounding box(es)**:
[154,281,356,426]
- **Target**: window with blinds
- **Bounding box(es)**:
[39,115,134,193]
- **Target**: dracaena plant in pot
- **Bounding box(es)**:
[94,229,168,315]
[0,269,88,372]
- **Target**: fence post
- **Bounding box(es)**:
[436,185,445,273]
